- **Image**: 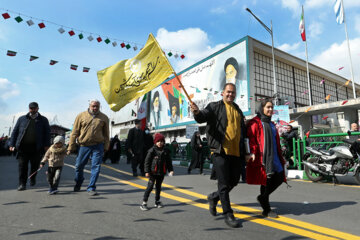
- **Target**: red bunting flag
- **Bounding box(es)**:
[289,120,295,124]
[341,100,348,105]
[2,13,10,19]
[120,42,126,48]
[96,37,102,42]
[338,66,344,70]
[38,22,46,29]
[83,67,90,72]
[181,54,185,59]
[68,30,75,36]
[322,116,329,120]
[49,60,58,65]
[70,64,78,70]
[305,131,310,138]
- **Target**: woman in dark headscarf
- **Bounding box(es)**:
[246,98,286,218]
[188,131,204,174]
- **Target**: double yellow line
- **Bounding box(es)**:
[65,163,360,240]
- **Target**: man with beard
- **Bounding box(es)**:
[67,100,109,196]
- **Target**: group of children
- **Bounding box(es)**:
[40,133,173,210]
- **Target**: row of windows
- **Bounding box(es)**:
[253,52,353,107]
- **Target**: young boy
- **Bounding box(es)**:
[40,136,67,194]
[140,133,174,211]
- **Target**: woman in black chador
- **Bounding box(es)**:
[188,131,204,174]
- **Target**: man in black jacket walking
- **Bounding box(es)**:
[9,102,51,191]
[127,119,144,176]
[190,83,248,228]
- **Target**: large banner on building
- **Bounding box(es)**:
[149,37,249,129]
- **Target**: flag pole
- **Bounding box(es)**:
[342,0,356,98]
[173,72,193,105]
[303,5,312,106]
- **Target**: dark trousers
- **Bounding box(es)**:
[208,153,241,214]
[47,166,63,190]
[131,153,144,174]
[188,151,204,173]
[17,150,41,186]
[259,171,284,212]
[143,175,164,202]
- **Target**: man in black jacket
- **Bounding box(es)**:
[127,119,144,176]
[9,102,51,191]
[190,83,248,228]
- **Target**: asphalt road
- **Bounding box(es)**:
[0,155,359,240]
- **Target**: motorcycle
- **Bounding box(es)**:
[302,138,360,185]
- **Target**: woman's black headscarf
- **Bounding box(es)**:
[257,98,275,176]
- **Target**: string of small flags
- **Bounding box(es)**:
[0,8,186,60]
[3,49,91,73]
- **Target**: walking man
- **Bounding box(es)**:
[9,102,51,191]
[190,83,248,228]
[67,100,109,196]
[127,119,145,176]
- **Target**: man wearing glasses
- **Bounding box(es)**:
[9,102,51,191]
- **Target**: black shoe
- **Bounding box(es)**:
[224,213,240,228]
[73,185,81,192]
[187,170,191,174]
[30,178,36,186]
[207,195,217,216]
[262,210,278,218]
[17,185,26,191]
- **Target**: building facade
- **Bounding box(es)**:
[110,36,359,142]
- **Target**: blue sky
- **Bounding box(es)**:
[1,0,360,136]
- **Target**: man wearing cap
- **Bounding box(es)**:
[10,102,51,191]
[67,99,109,196]
[127,119,145,176]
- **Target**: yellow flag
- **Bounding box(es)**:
[325,94,331,100]
[97,33,173,111]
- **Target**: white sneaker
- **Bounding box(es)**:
[154,201,163,208]
[140,203,149,211]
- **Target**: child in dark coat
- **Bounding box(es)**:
[140,133,173,211]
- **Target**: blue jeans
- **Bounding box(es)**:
[74,143,104,191]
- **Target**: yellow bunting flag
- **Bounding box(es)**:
[97,33,173,111]
[325,94,331,100]
[345,80,351,86]
[305,107,311,113]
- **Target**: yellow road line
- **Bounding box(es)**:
[291,179,360,189]
[64,163,360,240]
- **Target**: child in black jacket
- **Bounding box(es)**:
[140,133,174,211]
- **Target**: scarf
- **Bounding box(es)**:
[257,107,274,177]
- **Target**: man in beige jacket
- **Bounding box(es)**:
[67,100,109,196]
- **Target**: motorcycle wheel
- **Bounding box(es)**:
[304,158,323,182]
[354,167,360,185]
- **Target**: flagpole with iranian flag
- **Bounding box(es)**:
[334,0,356,98]
[299,5,312,106]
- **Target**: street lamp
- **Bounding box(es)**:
[246,8,278,105]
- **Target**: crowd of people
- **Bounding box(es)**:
[7,82,358,229]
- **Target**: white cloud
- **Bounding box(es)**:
[305,0,360,9]
[308,22,324,39]
[156,28,229,72]
[355,15,360,34]
[0,78,20,100]
[311,38,360,84]
[278,42,300,52]
[210,7,226,14]
[280,0,300,14]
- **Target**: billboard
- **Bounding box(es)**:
[149,36,250,129]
